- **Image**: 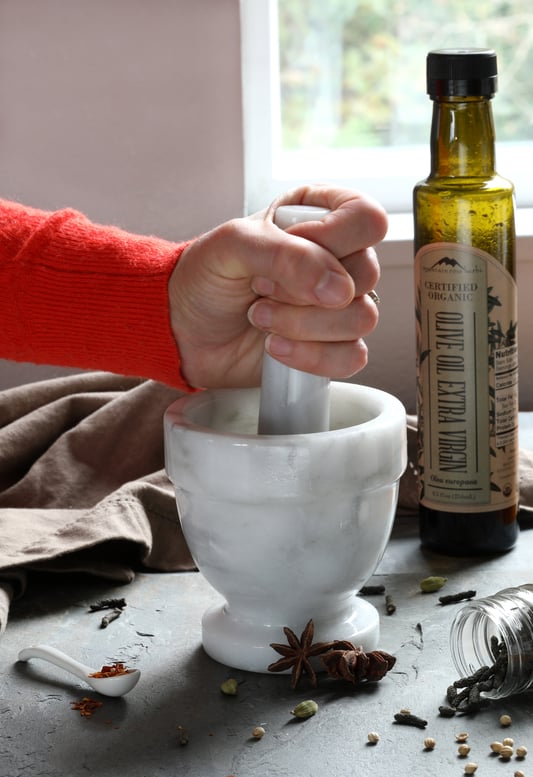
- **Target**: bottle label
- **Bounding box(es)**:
[415,242,518,512]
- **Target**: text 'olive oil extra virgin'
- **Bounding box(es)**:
[414,49,519,554]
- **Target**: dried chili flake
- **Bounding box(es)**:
[70,697,104,718]
[88,662,132,678]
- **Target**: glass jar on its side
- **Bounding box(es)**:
[450,584,533,700]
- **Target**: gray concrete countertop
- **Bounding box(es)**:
[2,518,533,777]
[2,415,533,777]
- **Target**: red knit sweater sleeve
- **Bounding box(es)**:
[0,198,195,390]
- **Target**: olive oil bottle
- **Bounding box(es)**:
[413,49,519,555]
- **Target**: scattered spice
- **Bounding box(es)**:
[100,610,122,629]
[367,731,380,745]
[464,763,478,774]
[490,741,504,753]
[177,725,189,746]
[359,584,386,596]
[290,700,318,719]
[385,594,396,615]
[220,678,239,696]
[88,662,132,678]
[439,705,456,718]
[420,576,448,593]
[500,745,514,760]
[458,744,471,758]
[516,745,528,759]
[268,620,335,689]
[321,643,396,685]
[456,732,469,743]
[503,737,515,747]
[443,637,508,714]
[500,713,513,727]
[424,737,436,750]
[515,771,526,777]
[89,598,127,612]
[393,712,427,729]
[439,590,476,606]
[251,726,265,739]
[70,697,104,718]
[268,618,396,689]
[89,598,127,629]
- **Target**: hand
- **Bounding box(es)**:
[168,185,387,389]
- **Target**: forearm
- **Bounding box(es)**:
[0,198,194,390]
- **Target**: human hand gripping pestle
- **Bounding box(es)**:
[257,205,332,435]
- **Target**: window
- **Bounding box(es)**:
[241,0,533,216]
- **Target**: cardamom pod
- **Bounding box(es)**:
[290,700,318,719]
[220,678,238,695]
[420,575,448,593]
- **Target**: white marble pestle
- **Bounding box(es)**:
[257,205,331,435]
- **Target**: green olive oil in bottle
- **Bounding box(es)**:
[413,49,519,555]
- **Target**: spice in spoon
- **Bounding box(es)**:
[88,662,133,678]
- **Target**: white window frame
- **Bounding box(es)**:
[240,0,533,256]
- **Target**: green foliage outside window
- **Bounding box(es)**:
[278,0,533,150]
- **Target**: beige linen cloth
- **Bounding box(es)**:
[1,371,532,634]
[0,372,195,634]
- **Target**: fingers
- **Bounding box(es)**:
[227,219,356,308]
[248,284,379,379]
[264,334,370,380]
[341,247,381,298]
[267,185,388,260]
[248,289,378,344]
[204,185,385,313]
[246,187,385,308]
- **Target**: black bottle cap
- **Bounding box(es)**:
[427,49,498,98]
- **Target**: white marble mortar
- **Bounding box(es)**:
[164,382,407,673]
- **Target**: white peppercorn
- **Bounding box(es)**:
[464,763,478,774]
[500,744,514,760]
[500,713,512,727]
[424,737,436,750]
[516,745,528,759]
[367,732,380,745]
[458,744,471,757]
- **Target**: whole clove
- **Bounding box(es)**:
[100,609,122,629]
[385,594,396,615]
[394,712,427,729]
[89,598,127,629]
[439,590,476,606]
[359,584,386,596]
[89,598,127,612]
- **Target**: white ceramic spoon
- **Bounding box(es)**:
[257,205,331,435]
[18,644,141,697]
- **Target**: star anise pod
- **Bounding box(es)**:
[366,649,397,681]
[320,641,396,685]
[267,619,335,689]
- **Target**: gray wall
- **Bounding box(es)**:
[0,0,243,389]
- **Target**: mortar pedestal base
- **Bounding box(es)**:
[201,596,380,673]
